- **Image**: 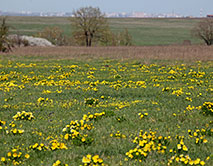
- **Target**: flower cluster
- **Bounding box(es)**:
[9,128,24,135]
[82,112,106,121]
[29,143,49,151]
[110,131,126,139]
[12,111,35,121]
[52,160,68,166]
[62,120,93,146]
[50,139,68,151]
[1,147,30,165]
[188,129,209,144]
[37,97,53,106]
[82,154,105,166]
[0,120,6,131]
[138,112,148,119]
[84,98,99,106]
[126,130,171,161]
[201,102,213,115]
[168,154,205,165]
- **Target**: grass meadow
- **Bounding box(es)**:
[0,48,212,165]
[6,16,203,46]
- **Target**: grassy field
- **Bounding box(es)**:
[5,16,203,46]
[0,50,212,165]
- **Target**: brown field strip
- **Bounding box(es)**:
[3,45,213,61]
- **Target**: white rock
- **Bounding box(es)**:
[20,35,54,47]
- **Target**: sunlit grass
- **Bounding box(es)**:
[0,59,212,165]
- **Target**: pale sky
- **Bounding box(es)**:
[0,0,213,16]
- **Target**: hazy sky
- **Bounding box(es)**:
[0,0,213,16]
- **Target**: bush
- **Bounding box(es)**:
[35,26,71,46]
[100,28,133,46]
[0,17,12,52]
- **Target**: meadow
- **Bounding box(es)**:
[0,49,212,165]
[6,16,203,46]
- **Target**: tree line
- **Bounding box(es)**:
[1,6,213,52]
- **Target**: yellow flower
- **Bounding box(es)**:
[82,156,91,164]
[64,134,69,140]
[13,153,18,158]
[25,154,30,159]
[7,152,11,157]
[81,137,86,142]
[194,132,198,137]
[203,139,208,143]
[177,144,181,149]
[60,143,68,150]
[1,157,6,162]
[194,158,200,164]
[182,145,188,151]
[200,161,205,165]
[189,160,194,165]
[92,155,99,163]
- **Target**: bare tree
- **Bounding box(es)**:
[193,18,213,46]
[71,7,108,47]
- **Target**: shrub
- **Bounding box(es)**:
[35,26,71,46]
[0,17,12,52]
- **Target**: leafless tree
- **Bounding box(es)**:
[71,7,108,47]
[193,18,213,46]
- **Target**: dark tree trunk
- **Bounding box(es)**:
[85,31,89,46]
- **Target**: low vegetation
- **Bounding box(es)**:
[0,57,212,165]
[192,18,213,46]
[0,17,12,52]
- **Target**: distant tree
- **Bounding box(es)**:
[0,17,12,52]
[71,7,109,46]
[193,18,213,46]
[100,28,132,46]
[118,28,132,46]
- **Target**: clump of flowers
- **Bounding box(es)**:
[168,154,206,166]
[201,102,213,116]
[29,143,49,151]
[126,130,171,162]
[12,111,35,121]
[84,98,99,106]
[62,120,93,146]
[162,87,171,92]
[37,97,53,106]
[82,112,105,121]
[82,154,105,166]
[9,128,24,135]
[175,136,189,152]
[110,131,126,139]
[138,112,148,119]
[1,147,30,165]
[49,139,68,151]
[52,160,68,166]
[172,89,183,96]
[0,120,6,131]
[6,121,24,135]
[188,129,209,144]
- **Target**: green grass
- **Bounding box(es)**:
[0,56,212,165]
[5,16,203,46]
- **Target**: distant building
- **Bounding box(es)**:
[207,15,213,18]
